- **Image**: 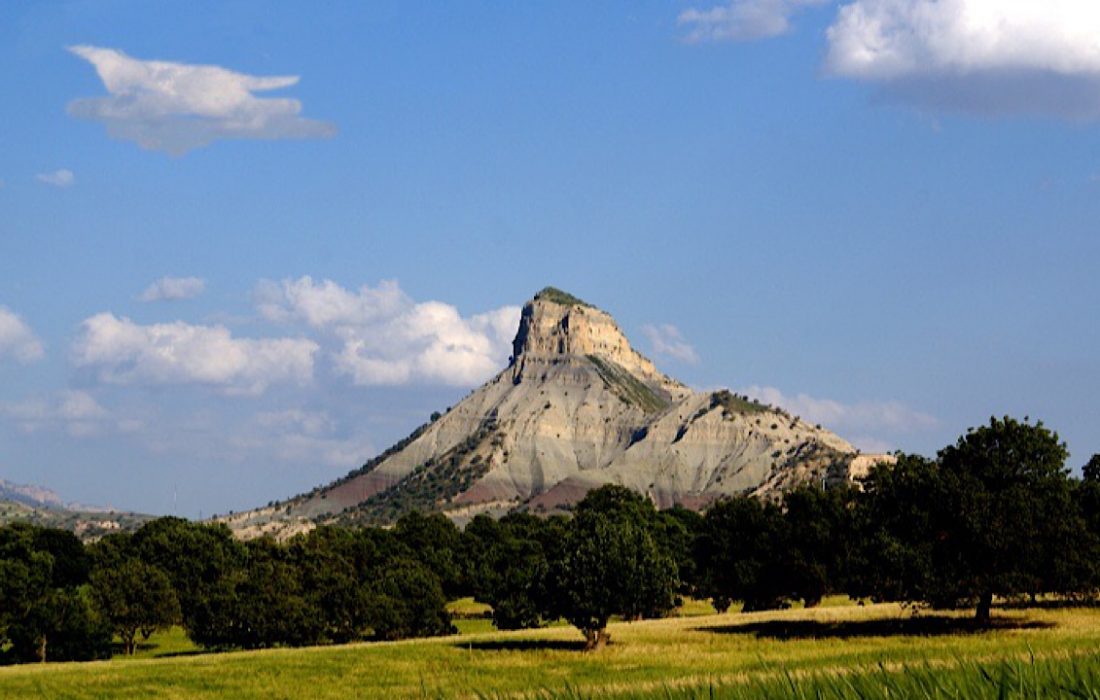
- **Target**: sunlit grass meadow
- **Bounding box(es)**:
[3,602,1100,698]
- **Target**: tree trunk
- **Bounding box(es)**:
[975,591,993,625]
[37,635,47,663]
[583,627,611,651]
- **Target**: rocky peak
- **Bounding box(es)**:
[510,287,682,392]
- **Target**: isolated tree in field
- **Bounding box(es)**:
[856,418,1075,623]
[937,417,1073,622]
[90,559,180,655]
[555,485,677,650]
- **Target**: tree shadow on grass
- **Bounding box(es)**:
[696,616,1054,640]
[453,639,587,652]
[1000,598,1100,611]
[151,649,209,658]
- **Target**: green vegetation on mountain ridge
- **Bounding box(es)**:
[587,355,669,414]
[337,417,500,525]
[535,286,594,308]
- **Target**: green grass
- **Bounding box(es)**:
[4,603,1100,699]
[124,627,201,660]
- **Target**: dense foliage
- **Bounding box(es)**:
[2,416,1099,664]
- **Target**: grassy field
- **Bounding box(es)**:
[3,602,1100,698]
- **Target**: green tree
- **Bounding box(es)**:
[6,588,111,664]
[126,517,246,638]
[936,417,1073,622]
[290,527,373,643]
[90,559,180,655]
[782,484,856,607]
[394,511,466,597]
[855,418,1077,623]
[695,496,788,612]
[364,558,454,640]
[465,515,555,630]
[849,453,943,606]
[555,486,677,650]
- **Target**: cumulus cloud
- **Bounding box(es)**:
[72,313,318,395]
[139,276,206,302]
[678,0,830,43]
[742,384,937,438]
[0,307,44,363]
[641,323,699,364]
[67,45,336,154]
[36,169,74,187]
[0,390,114,438]
[256,277,521,387]
[824,0,1100,118]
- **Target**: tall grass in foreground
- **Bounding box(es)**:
[493,653,1100,699]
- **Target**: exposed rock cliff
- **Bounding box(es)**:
[223,287,884,538]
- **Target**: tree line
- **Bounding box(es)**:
[3,416,1100,663]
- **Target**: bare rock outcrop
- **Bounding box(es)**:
[225,287,886,537]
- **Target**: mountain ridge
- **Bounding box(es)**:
[223,287,887,539]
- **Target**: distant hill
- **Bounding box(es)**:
[0,478,155,540]
[225,287,893,538]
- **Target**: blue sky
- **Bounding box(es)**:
[1,0,1099,516]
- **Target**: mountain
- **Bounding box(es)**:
[225,287,887,538]
[0,478,155,540]
[0,478,69,510]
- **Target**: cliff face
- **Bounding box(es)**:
[224,287,880,538]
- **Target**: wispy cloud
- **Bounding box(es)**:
[72,313,318,395]
[0,306,44,363]
[824,0,1100,119]
[641,323,699,364]
[231,409,375,469]
[678,0,830,43]
[36,169,74,187]
[67,45,336,154]
[0,390,117,438]
[255,277,520,387]
[139,276,206,302]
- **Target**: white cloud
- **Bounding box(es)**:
[139,276,206,302]
[257,277,521,387]
[67,45,336,154]
[678,0,830,43]
[742,384,937,434]
[255,277,408,327]
[36,169,74,187]
[824,0,1100,118]
[641,323,699,364]
[72,313,318,395]
[0,307,44,363]
[0,390,113,438]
